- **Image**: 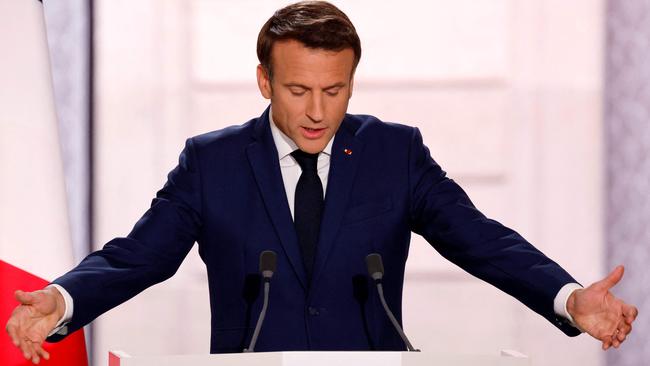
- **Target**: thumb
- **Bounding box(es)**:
[596,265,624,291]
[14,290,37,305]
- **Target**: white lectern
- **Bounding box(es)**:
[109,350,529,366]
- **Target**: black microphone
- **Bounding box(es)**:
[260,250,277,280]
[244,250,277,352]
[365,253,419,352]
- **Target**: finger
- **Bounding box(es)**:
[617,331,627,342]
[602,340,610,350]
[31,353,40,364]
[15,290,37,305]
[624,306,638,323]
[33,342,50,361]
[601,335,612,350]
[596,265,624,291]
[618,322,632,336]
[6,321,20,346]
[20,339,33,360]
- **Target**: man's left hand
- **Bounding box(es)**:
[567,265,638,350]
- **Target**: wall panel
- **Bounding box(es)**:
[93,1,604,365]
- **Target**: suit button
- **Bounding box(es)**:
[308,307,320,316]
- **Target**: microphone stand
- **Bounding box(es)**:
[375,280,417,352]
[244,250,276,352]
[366,253,419,352]
[244,278,270,353]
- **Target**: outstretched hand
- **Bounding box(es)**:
[568,265,638,350]
[5,287,65,364]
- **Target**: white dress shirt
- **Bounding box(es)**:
[269,110,333,220]
[50,111,581,334]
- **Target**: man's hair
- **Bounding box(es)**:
[257,1,362,80]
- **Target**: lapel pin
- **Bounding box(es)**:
[344,148,352,155]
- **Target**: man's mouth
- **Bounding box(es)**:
[301,126,327,139]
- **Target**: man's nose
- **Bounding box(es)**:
[306,92,324,123]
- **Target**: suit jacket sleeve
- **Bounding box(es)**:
[48,138,203,341]
[406,127,581,336]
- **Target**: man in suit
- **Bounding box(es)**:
[6,1,638,363]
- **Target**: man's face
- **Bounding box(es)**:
[256,39,355,154]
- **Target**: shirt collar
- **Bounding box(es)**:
[269,106,334,160]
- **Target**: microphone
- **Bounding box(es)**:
[244,250,277,352]
[260,250,277,280]
[365,253,419,352]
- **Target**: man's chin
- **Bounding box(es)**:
[296,139,328,154]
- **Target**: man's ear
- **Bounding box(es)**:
[257,64,272,99]
[348,71,355,100]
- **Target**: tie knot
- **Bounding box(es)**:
[291,150,319,172]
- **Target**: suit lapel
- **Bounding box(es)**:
[246,108,308,291]
[311,117,364,289]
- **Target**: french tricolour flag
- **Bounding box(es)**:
[0,1,87,365]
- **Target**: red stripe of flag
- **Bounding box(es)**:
[0,259,88,366]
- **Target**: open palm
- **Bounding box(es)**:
[5,288,64,364]
[569,266,638,350]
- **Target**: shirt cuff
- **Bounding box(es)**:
[45,284,74,337]
[553,282,583,331]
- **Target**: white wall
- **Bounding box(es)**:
[93,1,604,365]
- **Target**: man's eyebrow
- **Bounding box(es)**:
[323,82,346,90]
[282,82,347,90]
[284,83,309,89]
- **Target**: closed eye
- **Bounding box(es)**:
[325,87,342,96]
[289,87,307,96]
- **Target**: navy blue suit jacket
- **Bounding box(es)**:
[51,107,580,352]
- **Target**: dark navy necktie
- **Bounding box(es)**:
[291,150,323,281]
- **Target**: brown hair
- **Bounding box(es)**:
[257,1,362,79]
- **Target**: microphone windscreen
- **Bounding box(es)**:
[260,250,277,273]
[365,253,384,277]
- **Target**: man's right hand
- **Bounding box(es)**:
[5,287,65,364]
